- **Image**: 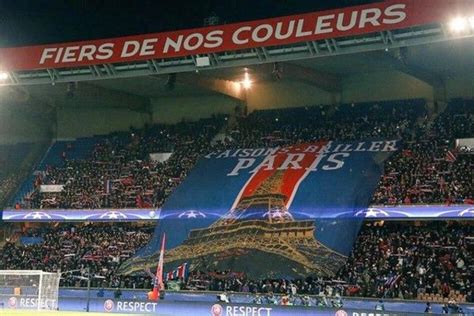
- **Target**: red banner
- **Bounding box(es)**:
[0,0,471,71]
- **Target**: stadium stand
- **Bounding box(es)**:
[1,221,471,304]
[0,223,153,288]
[16,117,225,209]
[1,98,472,304]
[0,142,48,208]
[10,98,472,209]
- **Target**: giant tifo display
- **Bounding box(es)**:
[121,140,398,278]
[0,0,473,315]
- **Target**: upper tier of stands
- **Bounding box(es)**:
[0,142,47,208]
[5,98,473,209]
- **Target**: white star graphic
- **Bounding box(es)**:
[32,212,47,219]
[364,209,379,217]
[186,211,198,218]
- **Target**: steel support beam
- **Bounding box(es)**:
[372,50,445,88]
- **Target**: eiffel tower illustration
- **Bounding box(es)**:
[120,169,346,277]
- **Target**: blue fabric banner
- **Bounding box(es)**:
[121,140,399,278]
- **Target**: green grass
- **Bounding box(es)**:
[1,311,135,316]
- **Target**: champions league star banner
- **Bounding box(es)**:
[3,205,472,222]
[120,140,399,278]
[2,209,160,222]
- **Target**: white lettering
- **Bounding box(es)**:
[306,154,326,171]
[368,141,384,151]
[96,43,114,60]
[54,47,64,63]
[184,33,204,51]
[322,153,349,170]
[383,4,407,24]
[359,8,382,28]
[62,46,80,62]
[252,24,273,43]
[240,148,253,158]
[354,142,368,152]
[342,144,354,151]
[228,158,255,176]
[217,150,231,159]
[39,48,57,64]
[275,21,295,40]
[77,45,96,61]
[163,35,184,53]
[205,30,224,48]
[232,26,251,44]
[296,19,312,37]
[140,38,158,56]
[337,11,358,31]
[121,41,140,57]
[251,155,276,173]
[315,14,335,34]
[278,153,305,170]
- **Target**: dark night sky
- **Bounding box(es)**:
[0,0,380,47]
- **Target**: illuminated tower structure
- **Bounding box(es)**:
[157,169,346,277]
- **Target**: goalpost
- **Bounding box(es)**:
[0,270,61,311]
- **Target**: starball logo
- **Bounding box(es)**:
[8,297,17,308]
[104,299,115,312]
[211,304,224,316]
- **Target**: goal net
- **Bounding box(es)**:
[0,270,60,311]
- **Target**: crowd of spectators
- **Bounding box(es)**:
[337,221,472,302]
[0,223,154,288]
[13,98,472,209]
[1,98,473,305]
[372,99,473,205]
[21,117,224,209]
[1,221,471,304]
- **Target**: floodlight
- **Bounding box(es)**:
[241,72,252,89]
[449,17,467,33]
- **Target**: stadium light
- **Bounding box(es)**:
[449,17,468,33]
[241,72,252,89]
[0,72,9,81]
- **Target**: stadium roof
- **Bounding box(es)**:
[1,36,470,111]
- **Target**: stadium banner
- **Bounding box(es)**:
[120,140,399,278]
[149,152,173,163]
[1,208,160,222]
[39,184,64,193]
[3,205,472,222]
[456,138,474,154]
[0,0,472,71]
[19,236,44,245]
